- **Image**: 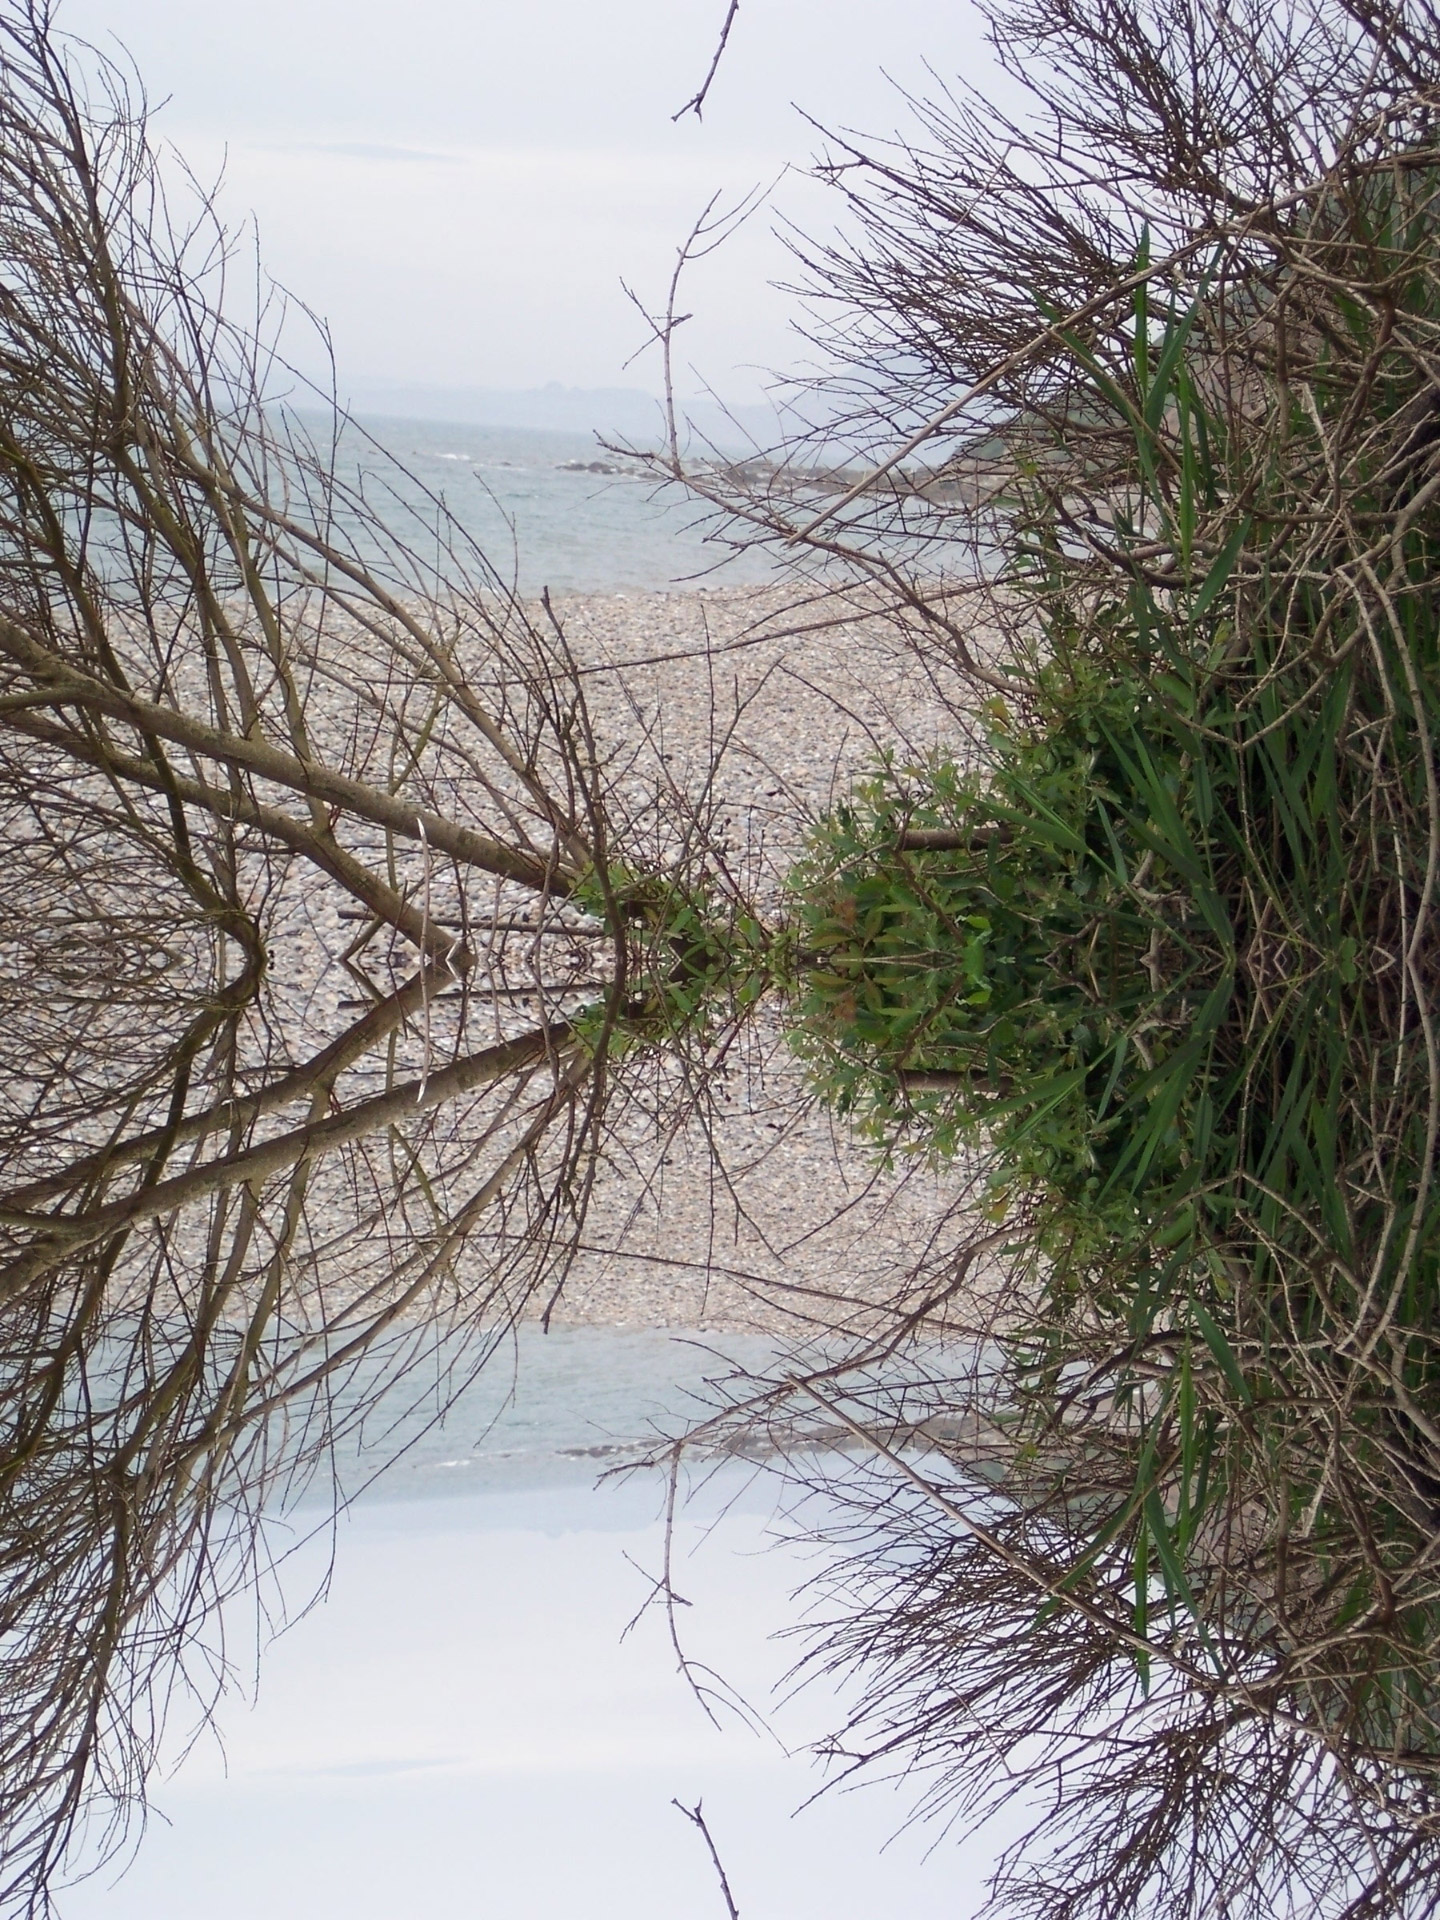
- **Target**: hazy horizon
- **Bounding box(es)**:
[53,0,1012,407]
[324,373,785,445]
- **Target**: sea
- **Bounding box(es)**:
[299,1320,787,1510]
[305,411,785,597]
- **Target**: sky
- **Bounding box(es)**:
[60,1477,1025,1920]
[55,0,1006,404]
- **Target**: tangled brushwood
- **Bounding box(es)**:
[633,1,1440,1915]
[9,0,1440,1912]
[0,4,767,1908]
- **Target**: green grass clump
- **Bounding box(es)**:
[788,670,1233,1253]
[780,228,1440,1776]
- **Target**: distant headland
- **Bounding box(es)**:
[323,376,782,451]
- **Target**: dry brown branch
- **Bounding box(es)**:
[673,1798,743,1918]
[0,6,754,1907]
[673,0,741,123]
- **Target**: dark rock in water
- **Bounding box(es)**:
[557,459,622,475]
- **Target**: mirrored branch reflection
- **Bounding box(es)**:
[617,0,1440,1912]
[0,7,755,1899]
[8,1,1440,1918]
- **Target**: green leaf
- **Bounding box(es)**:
[1192,517,1251,622]
[1191,1299,1253,1407]
[1143,293,1203,436]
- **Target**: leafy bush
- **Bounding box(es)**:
[774,147,1440,1878]
[787,669,1230,1253]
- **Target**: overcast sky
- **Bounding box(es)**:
[56,0,1004,402]
[62,1479,1018,1920]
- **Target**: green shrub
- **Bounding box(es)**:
[781,233,1440,1761]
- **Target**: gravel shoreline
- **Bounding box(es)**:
[75,579,980,1343]
[532,582,978,1336]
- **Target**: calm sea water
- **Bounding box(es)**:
[302,1323,783,1508]
[306,412,783,595]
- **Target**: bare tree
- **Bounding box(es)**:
[0,4,750,1904]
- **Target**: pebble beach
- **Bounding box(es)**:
[530,581,979,1336]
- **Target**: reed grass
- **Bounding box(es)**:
[782,207,1440,1813]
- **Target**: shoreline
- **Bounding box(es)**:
[520,582,975,1337]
